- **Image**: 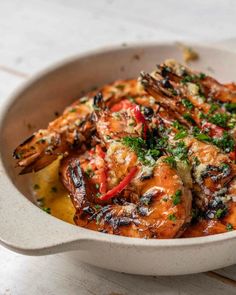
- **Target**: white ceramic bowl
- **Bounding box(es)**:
[1,43,236,276]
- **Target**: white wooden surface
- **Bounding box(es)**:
[1,1,236,294]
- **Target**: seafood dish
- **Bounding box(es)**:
[13,59,236,239]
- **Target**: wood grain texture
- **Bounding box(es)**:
[1,0,236,294]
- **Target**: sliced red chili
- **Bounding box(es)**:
[99,167,138,201]
[132,106,148,139]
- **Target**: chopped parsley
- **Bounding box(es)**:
[212,132,235,153]
[181,98,194,110]
[194,133,211,142]
[209,113,229,128]
[42,207,51,214]
[162,156,177,169]
[171,190,182,205]
[169,141,189,164]
[225,103,236,113]
[94,204,102,210]
[122,136,161,166]
[215,208,227,219]
[174,129,188,140]
[168,214,177,221]
[183,113,195,124]
[172,120,186,131]
[69,108,77,113]
[226,223,234,231]
[209,103,219,113]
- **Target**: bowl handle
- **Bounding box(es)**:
[0,163,95,255]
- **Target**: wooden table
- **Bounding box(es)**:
[1,1,236,294]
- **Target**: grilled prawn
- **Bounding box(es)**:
[14,58,236,238]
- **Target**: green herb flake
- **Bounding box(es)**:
[171,190,182,205]
[94,204,102,210]
[212,131,235,153]
[225,103,236,113]
[162,156,177,169]
[194,133,211,142]
[168,214,177,221]
[181,98,194,110]
[169,141,189,164]
[226,223,234,231]
[174,129,188,140]
[198,72,206,80]
[69,108,77,113]
[183,113,195,124]
[42,207,51,214]
[209,103,219,113]
[172,121,185,131]
[215,208,227,219]
[209,113,229,128]
[122,136,160,166]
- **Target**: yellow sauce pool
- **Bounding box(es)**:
[32,158,75,224]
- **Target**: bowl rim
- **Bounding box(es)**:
[1,41,236,252]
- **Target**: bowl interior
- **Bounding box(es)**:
[1,43,236,205]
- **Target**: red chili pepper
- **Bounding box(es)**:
[99,167,138,201]
[132,106,148,139]
[202,122,224,138]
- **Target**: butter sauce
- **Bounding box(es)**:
[32,158,75,224]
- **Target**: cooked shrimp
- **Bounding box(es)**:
[13,79,150,174]
[13,102,94,174]
[60,154,192,238]
[14,59,236,239]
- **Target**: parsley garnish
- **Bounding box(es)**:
[212,132,235,153]
[183,113,195,124]
[215,208,227,219]
[174,130,188,140]
[209,113,229,128]
[181,98,194,110]
[42,207,51,214]
[226,223,234,231]
[169,141,189,164]
[172,190,182,205]
[209,103,219,113]
[69,108,76,113]
[194,133,211,142]
[122,136,160,166]
[225,103,236,113]
[162,156,177,169]
[168,214,177,221]
[172,121,185,131]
